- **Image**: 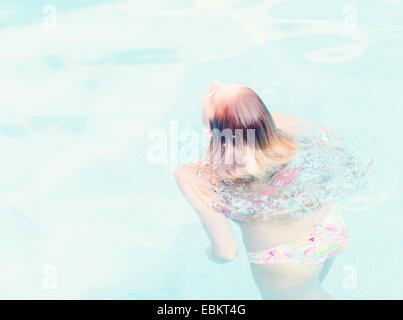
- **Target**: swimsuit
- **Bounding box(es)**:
[247,206,348,264]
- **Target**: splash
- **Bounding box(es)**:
[192,122,373,223]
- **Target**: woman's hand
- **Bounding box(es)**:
[205,244,227,264]
[205,244,236,264]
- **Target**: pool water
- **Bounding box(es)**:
[0,0,402,299]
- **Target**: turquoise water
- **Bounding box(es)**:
[0,0,402,299]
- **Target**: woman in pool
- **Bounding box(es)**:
[175,81,361,300]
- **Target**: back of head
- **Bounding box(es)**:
[203,82,296,181]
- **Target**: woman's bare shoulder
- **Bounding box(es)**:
[175,163,221,202]
[271,111,309,135]
[271,111,308,127]
[174,163,205,193]
[174,163,199,181]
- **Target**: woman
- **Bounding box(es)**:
[175,81,356,300]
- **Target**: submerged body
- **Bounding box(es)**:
[176,81,368,300]
[176,114,348,299]
[176,161,346,299]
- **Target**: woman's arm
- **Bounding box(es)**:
[175,165,238,262]
[272,111,344,146]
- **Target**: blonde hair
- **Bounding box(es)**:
[202,83,296,181]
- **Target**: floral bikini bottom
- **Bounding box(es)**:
[247,206,348,264]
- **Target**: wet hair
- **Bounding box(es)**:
[203,83,296,181]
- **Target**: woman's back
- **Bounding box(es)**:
[236,203,332,252]
[235,112,333,252]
